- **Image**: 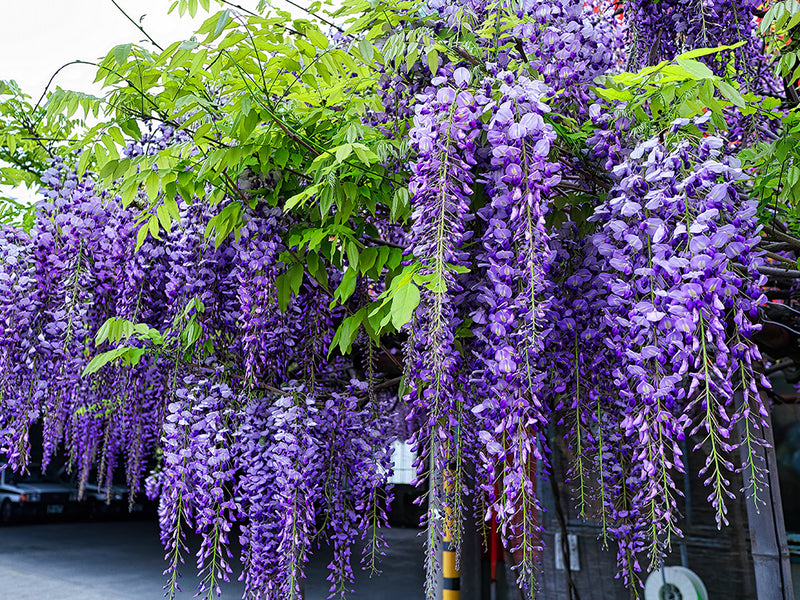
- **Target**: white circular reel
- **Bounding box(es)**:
[644,565,708,600]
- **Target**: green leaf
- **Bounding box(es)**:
[156,205,172,234]
[135,223,149,250]
[788,7,800,31]
[592,86,633,102]
[77,150,91,175]
[82,347,133,377]
[359,246,378,274]
[146,171,159,200]
[717,80,745,108]
[95,318,115,345]
[287,262,304,295]
[148,215,161,240]
[385,247,403,271]
[183,321,202,350]
[335,144,353,163]
[334,267,358,303]
[120,119,141,139]
[346,239,359,268]
[331,311,364,355]
[214,9,231,37]
[114,43,132,65]
[391,186,409,220]
[352,144,376,164]
[676,42,745,60]
[108,127,125,146]
[164,196,180,221]
[427,48,439,76]
[305,27,329,49]
[391,282,420,330]
[674,58,715,80]
[126,347,147,367]
[276,274,290,311]
[275,263,304,312]
[358,38,374,62]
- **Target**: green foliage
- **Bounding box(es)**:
[760,0,800,82]
[593,44,752,135]
[82,297,211,377]
[3,0,566,357]
[60,4,400,234]
[12,1,797,370]
[29,2,427,351]
[740,108,800,231]
[0,80,85,226]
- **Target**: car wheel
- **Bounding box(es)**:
[0,500,13,525]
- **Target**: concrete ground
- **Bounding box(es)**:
[0,520,425,600]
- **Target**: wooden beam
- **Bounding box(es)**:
[739,390,795,600]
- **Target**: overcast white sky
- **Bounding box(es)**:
[0,0,299,98]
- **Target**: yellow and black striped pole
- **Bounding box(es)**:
[442,469,460,600]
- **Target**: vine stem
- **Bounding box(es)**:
[108,0,164,50]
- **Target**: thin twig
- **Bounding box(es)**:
[764,224,800,250]
[20,136,79,142]
[373,376,401,391]
[220,0,303,36]
[764,250,798,268]
[738,262,800,279]
[219,0,259,17]
[109,0,164,51]
[365,236,405,250]
[763,360,796,376]
[32,61,86,114]
[280,0,345,32]
[764,242,797,252]
[255,383,287,395]
[454,46,482,67]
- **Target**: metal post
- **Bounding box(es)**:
[442,469,461,600]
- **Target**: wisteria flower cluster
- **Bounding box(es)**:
[0,0,785,598]
[0,158,399,600]
[585,115,768,581]
[469,70,561,589]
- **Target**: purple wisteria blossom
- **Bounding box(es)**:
[0,3,783,598]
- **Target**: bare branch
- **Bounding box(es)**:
[108,0,164,51]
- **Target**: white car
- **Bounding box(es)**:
[0,463,77,524]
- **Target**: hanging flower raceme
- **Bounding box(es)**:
[589,115,769,581]
[150,375,239,598]
[544,223,619,543]
[317,383,397,599]
[232,205,289,388]
[405,66,485,597]
[470,71,560,591]
[233,388,324,600]
[0,223,42,467]
[514,0,624,113]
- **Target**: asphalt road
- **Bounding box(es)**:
[0,520,425,600]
